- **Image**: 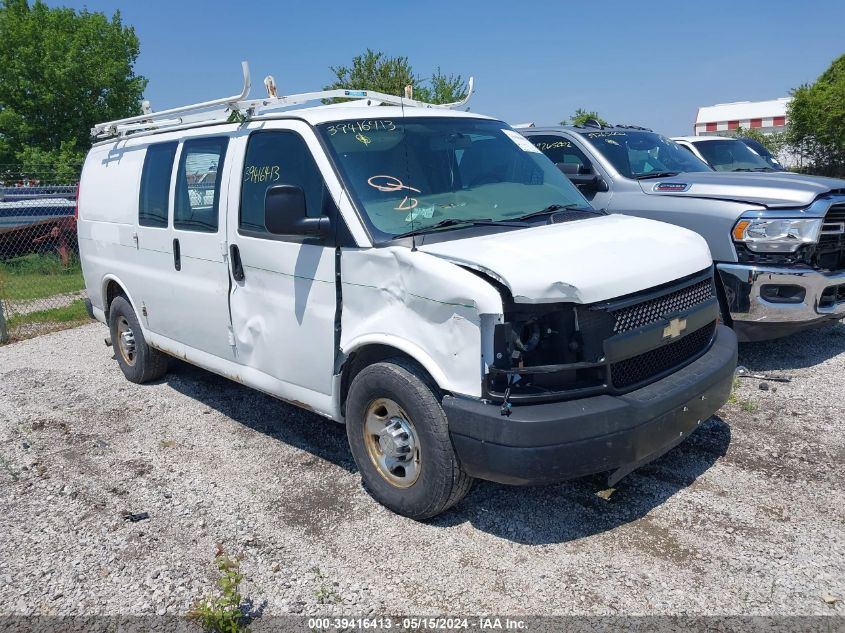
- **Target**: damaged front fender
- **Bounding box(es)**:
[339,247,504,398]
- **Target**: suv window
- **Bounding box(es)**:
[239,131,324,234]
[528,135,592,171]
[174,137,228,232]
[139,142,178,228]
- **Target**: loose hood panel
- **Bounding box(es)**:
[419,215,711,304]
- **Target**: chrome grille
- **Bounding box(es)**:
[610,278,714,334]
[817,204,845,271]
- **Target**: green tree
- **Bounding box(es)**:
[561,108,608,127]
[0,0,147,182]
[324,49,468,105]
[787,53,845,177]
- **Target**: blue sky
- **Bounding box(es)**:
[52,0,845,135]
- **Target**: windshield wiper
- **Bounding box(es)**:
[634,171,681,180]
[392,217,521,239]
[509,203,597,222]
[733,167,775,172]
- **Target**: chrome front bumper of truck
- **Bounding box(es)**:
[717,263,845,341]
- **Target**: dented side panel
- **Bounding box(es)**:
[340,247,503,398]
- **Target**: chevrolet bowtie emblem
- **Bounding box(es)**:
[663,317,687,340]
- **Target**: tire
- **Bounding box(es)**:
[108,295,168,384]
[345,358,473,520]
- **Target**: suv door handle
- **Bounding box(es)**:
[229,244,245,281]
[173,238,181,271]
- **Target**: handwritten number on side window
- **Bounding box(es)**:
[534,140,572,150]
[243,165,280,183]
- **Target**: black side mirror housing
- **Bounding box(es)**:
[264,184,330,237]
[556,162,580,175]
[556,163,609,193]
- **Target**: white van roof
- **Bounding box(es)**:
[91,61,484,142]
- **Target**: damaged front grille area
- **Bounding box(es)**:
[610,322,716,389]
[486,268,717,404]
[610,278,714,334]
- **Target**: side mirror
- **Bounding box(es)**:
[264,184,330,237]
[555,162,580,175]
[556,163,608,193]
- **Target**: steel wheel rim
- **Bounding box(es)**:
[116,316,137,366]
[363,398,421,488]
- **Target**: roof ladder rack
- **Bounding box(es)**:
[92,61,475,140]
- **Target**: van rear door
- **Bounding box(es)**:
[163,136,235,360]
[133,136,235,361]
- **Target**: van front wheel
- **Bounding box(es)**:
[346,359,473,520]
[108,296,168,384]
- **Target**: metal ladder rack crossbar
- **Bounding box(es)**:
[91,62,475,139]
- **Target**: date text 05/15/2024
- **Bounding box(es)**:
[307,617,527,630]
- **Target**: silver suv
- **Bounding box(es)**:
[521,123,845,341]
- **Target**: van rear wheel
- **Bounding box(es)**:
[346,358,473,520]
[108,296,168,384]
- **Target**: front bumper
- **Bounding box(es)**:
[444,325,737,486]
[718,263,845,341]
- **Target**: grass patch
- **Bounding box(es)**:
[726,377,741,405]
[0,454,19,482]
[740,399,758,413]
[0,253,84,302]
[189,546,251,633]
[312,566,341,605]
[7,299,90,329]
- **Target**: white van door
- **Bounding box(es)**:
[142,136,235,361]
[225,124,339,401]
[165,136,234,360]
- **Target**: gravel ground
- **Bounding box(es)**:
[1,321,843,618]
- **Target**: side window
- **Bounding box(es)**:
[139,142,177,228]
[529,135,592,171]
[239,131,324,234]
[174,137,228,233]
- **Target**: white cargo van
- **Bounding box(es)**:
[78,66,737,518]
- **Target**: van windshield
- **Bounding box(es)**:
[580,130,712,178]
[318,117,591,241]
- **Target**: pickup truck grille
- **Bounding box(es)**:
[610,278,714,334]
[817,204,845,271]
[611,322,716,389]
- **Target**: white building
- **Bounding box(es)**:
[694,97,790,136]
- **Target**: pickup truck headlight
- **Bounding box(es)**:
[732,217,823,253]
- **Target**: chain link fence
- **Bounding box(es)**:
[0,174,90,343]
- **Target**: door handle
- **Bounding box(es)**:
[229,244,245,281]
[173,238,181,271]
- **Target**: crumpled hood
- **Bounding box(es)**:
[418,214,712,304]
[639,171,845,209]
